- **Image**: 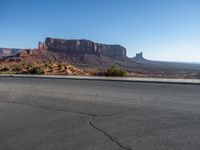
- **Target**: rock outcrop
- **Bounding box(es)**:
[0,48,22,59]
[39,37,127,57]
[132,52,147,61]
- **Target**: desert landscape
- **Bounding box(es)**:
[0,37,200,78]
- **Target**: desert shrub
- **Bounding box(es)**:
[12,65,21,72]
[107,66,127,77]
[96,71,107,76]
[30,66,44,74]
[44,63,48,67]
[0,66,9,72]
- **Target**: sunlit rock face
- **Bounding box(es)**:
[43,37,127,57]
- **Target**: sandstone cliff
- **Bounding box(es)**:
[40,37,126,58]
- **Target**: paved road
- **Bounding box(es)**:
[0,77,200,150]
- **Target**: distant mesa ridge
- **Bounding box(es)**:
[0,48,22,59]
[38,37,127,57]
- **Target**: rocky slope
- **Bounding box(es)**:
[0,62,85,76]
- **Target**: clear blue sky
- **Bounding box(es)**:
[1,0,200,62]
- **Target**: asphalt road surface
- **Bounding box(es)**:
[0,77,200,150]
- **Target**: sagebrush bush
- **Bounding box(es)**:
[30,66,44,74]
[0,66,9,72]
[107,66,127,77]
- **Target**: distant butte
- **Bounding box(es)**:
[132,52,147,61]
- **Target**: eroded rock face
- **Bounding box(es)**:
[0,48,22,59]
[42,37,126,57]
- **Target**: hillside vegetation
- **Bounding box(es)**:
[0,62,85,75]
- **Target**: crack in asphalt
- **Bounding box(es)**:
[0,100,132,149]
[0,101,115,117]
[89,118,132,150]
